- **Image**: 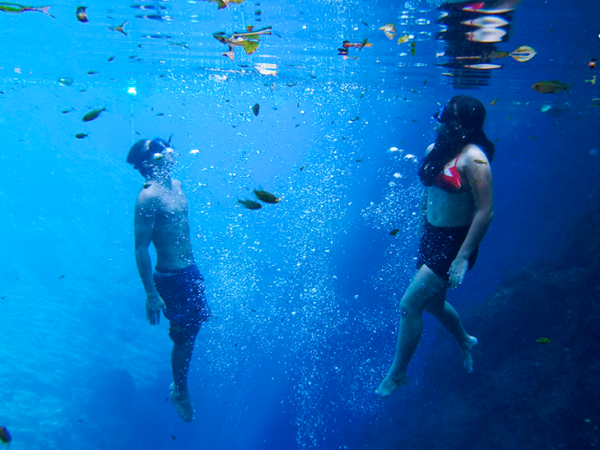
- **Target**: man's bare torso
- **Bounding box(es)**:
[144,180,194,271]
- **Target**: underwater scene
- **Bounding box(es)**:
[1,0,599,448]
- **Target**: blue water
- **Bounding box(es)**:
[1,0,599,448]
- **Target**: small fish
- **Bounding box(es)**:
[390,229,399,236]
[108,21,128,35]
[75,133,88,139]
[441,72,454,77]
[300,165,305,171]
[87,70,98,75]
[0,426,11,446]
[238,198,262,210]
[254,189,280,203]
[59,275,65,279]
[490,97,498,106]
[474,159,488,165]
[82,107,105,122]
[379,23,396,40]
[589,58,597,69]
[252,103,260,116]
[169,41,189,49]
[585,76,597,85]
[397,34,410,44]
[108,55,115,62]
[356,159,363,162]
[171,435,177,440]
[143,182,152,189]
[76,6,88,22]
[535,337,552,344]
[532,80,568,94]
[62,108,74,114]
[410,41,416,56]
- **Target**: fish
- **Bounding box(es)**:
[252,103,260,116]
[0,426,11,446]
[535,337,551,344]
[342,39,372,50]
[589,58,597,69]
[75,133,88,139]
[474,159,488,165]
[390,229,399,236]
[143,182,152,189]
[213,25,272,60]
[300,165,305,171]
[76,6,88,22]
[108,55,115,62]
[0,2,53,17]
[238,198,262,210]
[490,98,498,106]
[82,107,106,122]
[254,189,280,203]
[379,23,396,40]
[107,21,128,35]
[532,80,568,94]
[410,41,416,56]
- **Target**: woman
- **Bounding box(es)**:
[376,95,495,398]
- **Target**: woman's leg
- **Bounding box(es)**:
[424,300,478,372]
[376,265,448,398]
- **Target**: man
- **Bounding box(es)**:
[127,138,211,422]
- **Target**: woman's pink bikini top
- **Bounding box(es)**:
[434,154,462,192]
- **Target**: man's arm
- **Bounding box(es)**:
[134,192,166,325]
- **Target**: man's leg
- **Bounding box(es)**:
[169,327,198,422]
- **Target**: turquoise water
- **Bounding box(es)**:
[1,0,599,449]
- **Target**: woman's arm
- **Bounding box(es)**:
[448,146,494,288]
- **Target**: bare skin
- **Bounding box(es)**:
[133,149,198,422]
[376,141,493,398]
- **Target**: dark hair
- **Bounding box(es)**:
[419,95,495,186]
[127,138,172,179]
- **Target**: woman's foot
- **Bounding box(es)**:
[461,336,478,373]
[375,371,409,398]
[170,383,194,422]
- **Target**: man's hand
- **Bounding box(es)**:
[146,293,166,325]
[448,255,469,290]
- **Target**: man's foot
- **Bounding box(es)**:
[461,336,478,373]
[375,371,409,398]
[170,383,194,422]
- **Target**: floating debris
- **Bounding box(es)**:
[379,23,396,40]
[58,77,74,86]
[213,25,272,60]
[108,21,128,35]
[209,0,245,9]
[398,34,410,44]
[0,2,53,17]
[76,5,88,22]
[82,107,106,122]
[342,39,372,50]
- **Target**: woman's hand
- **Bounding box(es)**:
[448,256,469,289]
